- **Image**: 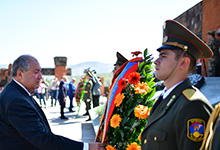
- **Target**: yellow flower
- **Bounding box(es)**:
[106,145,116,150]
[134,105,150,119]
[126,142,141,150]
[114,93,125,107]
[134,82,150,95]
[110,114,122,128]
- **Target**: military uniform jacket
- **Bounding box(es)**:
[84,79,93,101]
[141,78,213,150]
[0,80,83,150]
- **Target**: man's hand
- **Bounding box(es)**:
[89,142,105,150]
[63,97,66,102]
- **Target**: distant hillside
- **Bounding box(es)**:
[68,61,113,76]
[0,64,9,69]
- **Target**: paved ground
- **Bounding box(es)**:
[34,96,104,143]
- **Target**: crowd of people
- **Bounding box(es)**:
[28,69,103,121]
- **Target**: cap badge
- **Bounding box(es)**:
[163,36,168,43]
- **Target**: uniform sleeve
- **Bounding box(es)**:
[174,99,212,150]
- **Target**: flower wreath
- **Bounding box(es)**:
[105,49,156,149]
[75,74,87,118]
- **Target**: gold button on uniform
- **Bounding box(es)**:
[144,139,147,144]
[154,137,157,141]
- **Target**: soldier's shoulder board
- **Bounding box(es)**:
[182,89,196,100]
[182,88,204,101]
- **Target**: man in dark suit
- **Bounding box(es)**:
[141,20,213,150]
[0,55,105,150]
[58,76,68,119]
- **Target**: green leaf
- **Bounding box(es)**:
[132,121,141,129]
[120,130,124,140]
[127,118,135,127]
[127,106,135,116]
[121,117,129,126]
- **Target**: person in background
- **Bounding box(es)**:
[110,52,128,89]
[37,79,47,108]
[141,20,213,150]
[91,71,102,108]
[68,77,76,112]
[58,76,68,119]
[50,77,59,107]
[112,52,128,74]
[207,31,220,77]
[0,55,105,150]
[83,70,93,121]
[42,78,49,101]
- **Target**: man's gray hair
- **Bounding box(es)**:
[11,55,38,77]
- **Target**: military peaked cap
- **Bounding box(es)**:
[207,31,215,36]
[114,52,128,66]
[157,20,213,60]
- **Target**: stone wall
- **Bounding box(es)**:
[174,1,203,39]
[202,0,220,76]
[175,0,220,77]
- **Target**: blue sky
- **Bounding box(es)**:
[0,0,202,67]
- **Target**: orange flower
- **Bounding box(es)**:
[118,78,127,89]
[128,72,140,84]
[106,145,116,150]
[114,93,124,107]
[134,105,150,119]
[134,82,150,95]
[126,142,141,150]
[110,114,122,128]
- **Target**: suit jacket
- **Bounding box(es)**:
[58,80,67,105]
[0,80,83,150]
[141,78,213,150]
[67,81,76,99]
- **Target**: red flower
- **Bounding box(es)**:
[131,51,142,57]
[128,72,141,84]
[118,78,127,89]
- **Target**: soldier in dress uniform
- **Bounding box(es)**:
[141,20,213,150]
[112,52,128,74]
[207,31,220,77]
[110,52,128,89]
[83,70,93,121]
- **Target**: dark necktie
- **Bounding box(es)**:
[151,95,163,113]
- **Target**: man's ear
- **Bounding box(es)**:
[179,57,190,69]
[17,70,23,80]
